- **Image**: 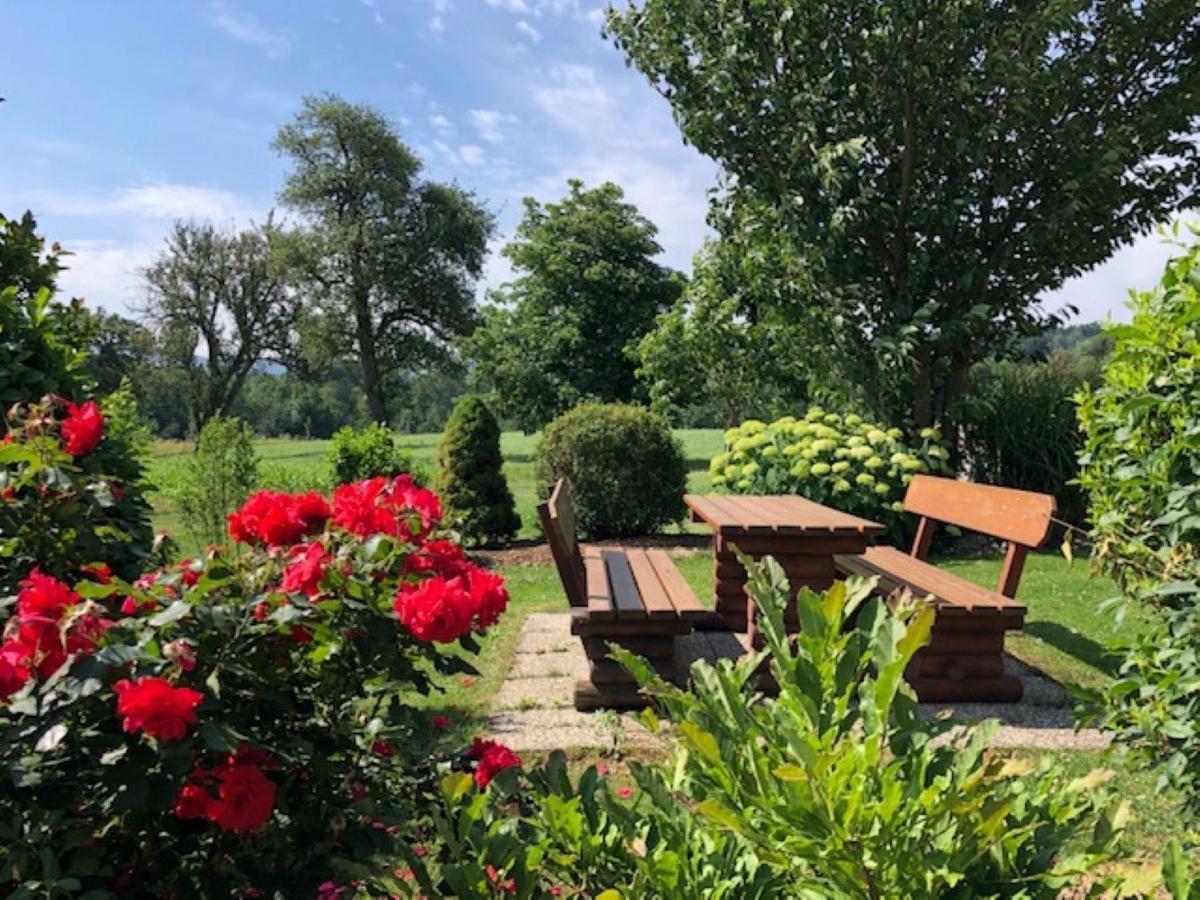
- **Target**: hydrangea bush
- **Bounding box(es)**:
[711,407,948,540]
[0,472,516,896]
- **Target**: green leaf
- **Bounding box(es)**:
[441,772,473,804]
[148,600,190,627]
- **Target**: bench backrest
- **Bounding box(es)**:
[904,475,1055,598]
[537,479,586,608]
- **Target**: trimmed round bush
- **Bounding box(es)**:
[436,395,521,547]
[711,407,948,541]
[537,402,686,539]
[326,422,423,486]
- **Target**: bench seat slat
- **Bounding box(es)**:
[603,550,646,620]
[645,549,709,621]
[582,547,615,621]
[835,547,1025,621]
[625,548,678,620]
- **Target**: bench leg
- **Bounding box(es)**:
[907,624,1023,702]
[574,633,678,712]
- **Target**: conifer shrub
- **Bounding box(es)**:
[436,396,520,546]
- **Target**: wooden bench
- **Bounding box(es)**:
[834,475,1055,703]
[539,479,709,711]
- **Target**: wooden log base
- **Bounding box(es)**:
[912,651,1006,679]
[574,680,650,712]
[582,636,674,660]
[909,676,1024,703]
[589,657,676,685]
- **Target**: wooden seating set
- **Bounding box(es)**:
[542,474,1055,710]
[538,480,709,711]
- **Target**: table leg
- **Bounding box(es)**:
[712,538,750,631]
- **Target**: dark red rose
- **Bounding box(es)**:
[0,641,32,700]
[210,763,276,833]
[404,539,468,578]
[465,565,508,629]
[468,738,521,788]
[392,576,473,644]
[61,400,104,456]
[281,542,329,596]
[113,677,203,741]
[173,782,210,820]
[228,490,330,547]
[82,562,113,584]
[17,569,80,621]
[371,739,396,758]
[331,477,398,537]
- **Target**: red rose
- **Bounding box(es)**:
[173,782,210,820]
[61,400,104,457]
[465,565,508,629]
[371,739,396,758]
[82,562,113,584]
[331,477,397,537]
[178,558,201,587]
[17,569,80,620]
[404,539,469,578]
[281,542,329,597]
[0,641,32,700]
[228,491,330,547]
[468,738,521,788]
[113,677,203,741]
[210,763,276,833]
[431,714,452,730]
[389,474,442,542]
[392,576,474,644]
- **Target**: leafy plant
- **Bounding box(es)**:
[0,475,513,896]
[435,395,520,547]
[411,561,1129,897]
[170,416,259,549]
[1075,225,1200,818]
[327,422,423,488]
[536,402,686,539]
[713,407,948,542]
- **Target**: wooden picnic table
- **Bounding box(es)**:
[684,494,886,636]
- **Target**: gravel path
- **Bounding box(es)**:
[485,613,1111,753]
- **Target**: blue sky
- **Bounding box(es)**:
[0,1,1177,323]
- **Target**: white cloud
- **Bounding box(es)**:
[484,0,530,11]
[429,15,445,33]
[458,144,486,166]
[429,113,454,135]
[1046,226,1182,323]
[582,6,605,27]
[470,109,517,144]
[532,65,616,135]
[515,21,542,41]
[56,239,160,316]
[204,1,290,59]
[23,182,264,224]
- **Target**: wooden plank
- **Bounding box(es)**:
[724,535,872,557]
[997,543,1028,598]
[582,548,615,622]
[646,549,709,620]
[908,676,1023,703]
[625,549,677,620]
[590,657,676,685]
[910,516,936,560]
[582,636,674,659]
[569,610,689,637]
[574,680,649,712]
[904,475,1055,549]
[780,495,886,535]
[719,495,783,533]
[684,494,726,528]
[701,495,759,532]
[912,652,1006,678]
[538,480,586,608]
[835,547,1025,612]
[603,550,646,620]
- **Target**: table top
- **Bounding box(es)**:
[684,493,886,537]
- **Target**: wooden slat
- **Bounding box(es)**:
[645,549,709,620]
[538,480,586,608]
[684,494,724,527]
[908,676,1023,703]
[625,548,676,620]
[904,475,1055,548]
[701,495,759,531]
[603,551,646,620]
[582,547,614,622]
[834,547,1026,613]
[719,495,783,533]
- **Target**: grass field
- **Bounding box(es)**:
[142,432,1189,855]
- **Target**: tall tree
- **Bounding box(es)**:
[465,179,682,431]
[0,210,65,300]
[609,1,1200,429]
[274,94,493,423]
[142,219,296,433]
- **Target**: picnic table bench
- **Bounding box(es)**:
[539,479,709,711]
[835,474,1055,702]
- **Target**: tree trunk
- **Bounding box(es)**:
[354,298,388,423]
[910,354,934,428]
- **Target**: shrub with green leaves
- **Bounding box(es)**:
[1076,227,1200,819]
[326,422,422,487]
[170,417,259,549]
[537,402,686,539]
[410,561,1131,897]
[712,407,948,541]
[436,395,520,546]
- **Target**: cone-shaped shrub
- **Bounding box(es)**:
[436,395,520,546]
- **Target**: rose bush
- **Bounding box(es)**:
[0,474,514,896]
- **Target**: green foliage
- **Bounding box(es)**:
[0,486,504,895]
[957,350,1102,524]
[714,407,947,542]
[637,201,828,428]
[436,396,520,547]
[1075,227,1200,819]
[0,395,156,593]
[0,288,92,409]
[466,180,682,431]
[326,422,422,487]
[275,94,493,423]
[170,417,259,549]
[414,565,1128,896]
[608,2,1200,430]
[0,210,65,301]
[537,402,686,539]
